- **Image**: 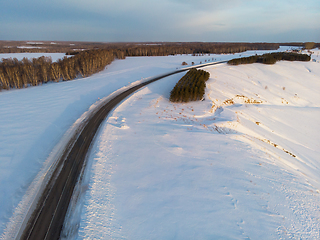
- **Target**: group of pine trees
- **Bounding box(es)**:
[0,49,115,90]
[170,69,210,103]
[227,52,311,65]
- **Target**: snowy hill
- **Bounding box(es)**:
[1,48,319,239]
[0,52,245,238]
[75,50,320,239]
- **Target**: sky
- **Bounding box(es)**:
[0,0,319,42]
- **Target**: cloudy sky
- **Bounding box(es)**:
[1,0,319,42]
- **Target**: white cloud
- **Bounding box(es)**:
[1,0,319,41]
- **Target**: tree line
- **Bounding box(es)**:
[0,49,115,90]
[66,42,281,58]
[170,68,210,103]
[2,41,319,55]
[0,41,281,54]
[0,42,282,91]
[118,42,280,56]
[227,52,311,65]
[278,42,319,49]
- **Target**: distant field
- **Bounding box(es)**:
[0,52,67,62]
[0,41,320,56]
[0,41,284,54]
[0,41,116,53]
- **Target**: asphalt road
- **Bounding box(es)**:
[19,60,227,240]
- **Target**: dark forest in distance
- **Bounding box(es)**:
[0,41,318,90]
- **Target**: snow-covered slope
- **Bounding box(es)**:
[0,47,318,239]
[74,49,320,239]
[0,51,249,238]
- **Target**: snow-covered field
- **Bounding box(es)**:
[0,53,67,62]
[0,47,319,239]
[0,51,249,238]
[74,49,320,239]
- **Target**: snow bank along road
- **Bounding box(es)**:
[19,60,227,240]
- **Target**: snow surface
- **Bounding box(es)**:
[0,51,251,239]
[73,49,320,239]
[0,53,68,62]
[16,46,43,49]
[0,47,318,239]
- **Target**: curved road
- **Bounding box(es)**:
[19,60,227,240]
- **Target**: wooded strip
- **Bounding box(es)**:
[170,68,210,102]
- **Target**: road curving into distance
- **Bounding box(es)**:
[19,60,227,240]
